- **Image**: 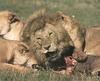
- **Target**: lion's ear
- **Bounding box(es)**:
[9,13,20,24]
[56,11,66,20]
[56,11,63,15]
[56,11,64,17]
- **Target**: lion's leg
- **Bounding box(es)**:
[0,63,32,73]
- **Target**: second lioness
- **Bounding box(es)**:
[0,38,38,72]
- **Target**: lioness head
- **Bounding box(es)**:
[0,10,24,41]
[13,43,38,68]
[56,12,85,51]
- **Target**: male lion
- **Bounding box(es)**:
[0,10,24,41]
[0,38,38,72]
[22,10,84,69]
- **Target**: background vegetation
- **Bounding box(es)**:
[0,0,100,81]
[0,0,100,27]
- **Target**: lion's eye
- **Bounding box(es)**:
[61,16,64,20]
[19,49,23,54]
[37,37,41,39]
[24,49,29,53]
[19,48,29,55]
[37,37,41,40]
[49,32,53,36]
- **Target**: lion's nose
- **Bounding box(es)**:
[44,45,51,50]
[43,43,57,53]
[48,43,57,52]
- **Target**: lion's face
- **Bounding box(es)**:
[0,11,12,35]
[22,11,79,69]
[13,43,38,68]
[3,21,24,41]
[30,23,74,64]
[0,10,24,41]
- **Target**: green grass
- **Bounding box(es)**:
[0,70,70,81]
[0,70,100,81]
[0,0,100,81]
[0,0,100,27]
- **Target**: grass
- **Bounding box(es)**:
[0,70,100,81]
[0,0,100,27]
[0,0,100,81]
[0,70,70,81]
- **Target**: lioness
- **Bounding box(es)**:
[0,38,38,72]
[84,26,100,56]
[57,12,85,51]
[0,10,24,41]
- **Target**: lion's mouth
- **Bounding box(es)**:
[44,45,75,70]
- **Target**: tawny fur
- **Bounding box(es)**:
[84,26,100,56]
[0,10,24,41]
[22,10,75,64]
[0,38,38,72]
